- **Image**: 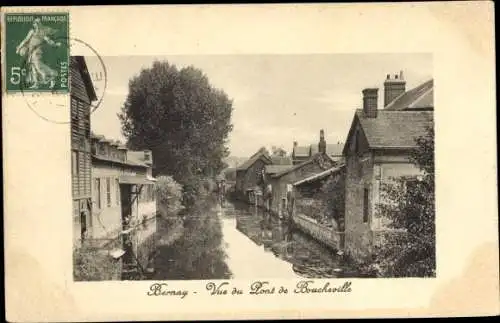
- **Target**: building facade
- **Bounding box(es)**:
[343,72,434,262]
[71,56,97,248]
[90,134,157,279]
[270,151,337,218]
[235,149,272,204]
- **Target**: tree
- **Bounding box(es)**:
[118,61,233,186]
[372,126,435,277]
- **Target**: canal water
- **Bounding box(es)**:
[154,197,359,280]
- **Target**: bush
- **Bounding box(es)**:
[373,126,435,277]
[181,176,217,208]
[73,247,121,281]
[155,175,184,218]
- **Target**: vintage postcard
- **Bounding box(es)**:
[2,2,498,322]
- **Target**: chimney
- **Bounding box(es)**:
[318,129,326,154]
[362,88,379,118]
[384,70,406,107]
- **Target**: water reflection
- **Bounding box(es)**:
[230,201,358,278]
[153,197,360,280]
[153,199,233,280]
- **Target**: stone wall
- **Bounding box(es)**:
[292,213,344,251]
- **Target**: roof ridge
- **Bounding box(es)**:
[385,78,434,110]
[293,164,345,186]
[384,89,407,109]
[408,87,434,109]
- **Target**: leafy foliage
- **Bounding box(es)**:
[373,126,435,277]
[293,170,345,229]
[181,176,217,209]
[118,61,233,185]
[322,171,346,230]
[155,175,184,218]
[73,246,121,281]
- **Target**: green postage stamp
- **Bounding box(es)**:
[4,13,69,93]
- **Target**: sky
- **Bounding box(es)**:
[85,54,432,158]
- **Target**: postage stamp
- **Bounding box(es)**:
[4,13,69,93]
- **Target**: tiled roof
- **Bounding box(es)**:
[92,154,147,168]
[293,164,345,186]
[237,151,272,170]
[293,146,310,157]
[271,155,293,165]
[385,79,434,110]
[272,151,337,178]
[264,165,293,174]
[356,109,434,148]
[272,158,314,178]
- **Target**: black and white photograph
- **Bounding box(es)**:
[72,54,435,281]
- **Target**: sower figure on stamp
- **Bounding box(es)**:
[15,18,61,89]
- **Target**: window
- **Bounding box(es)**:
[363,188,369,223]
[106,178,111,207]
[116,178,120,205]
[94,178,101,209]
[72,151,78,177]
